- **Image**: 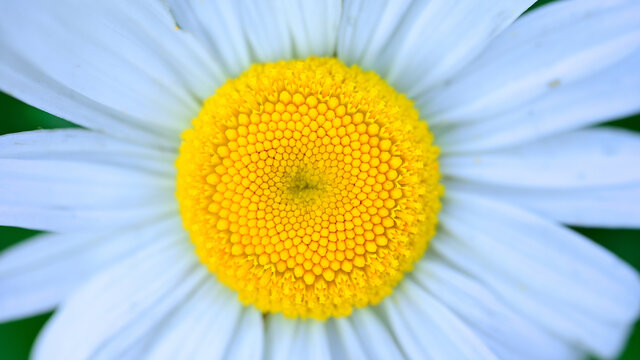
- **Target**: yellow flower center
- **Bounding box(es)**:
[176,58,441,320]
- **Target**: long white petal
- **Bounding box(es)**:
[0,0,225,147]
[441,127,640,227]
[338,0,534,98]
[441,128,640,188]
[424,0,640,154]
[32,239,203,360]
[437,192,640,358]
[144,280,263,360]
[446,179,640,229]
[412,256,579,360]
[325,318,369,360]
[166,0,341,77]
[0,129,175,175]
[264,314,297,360]
[0,217,183,323]
[381,280,497,359]
[436,49,640,153]
[326,318,373,359]
[424,0,640,124]
[222,308,264,360]
[0,130,176,232]
[264,315,331,360]
[327,308,404,360]
[145,281,238,359]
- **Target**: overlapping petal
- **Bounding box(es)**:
[381,281,498,360]
[442,128,640,188]
[0,129,176,232]
[167,0,341,76]
[436,49,640,153]
[437,192,640,358]
[338,0,535,97]
[0,217,182,322]
[441,128,640,227]
[412,256,578,360]
[32,239,203,360]
[146,281,263,360]
[424,0,640,122]
[0,0,224,147]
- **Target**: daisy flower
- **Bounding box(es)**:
[1,0,640,358]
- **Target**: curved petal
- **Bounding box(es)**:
[264,315,331,360]
[423,0,640,125]
[0,129,176,232]
[223,308,265,360]
[437,49,640,153]
[325,318,368,360]
[145,280,263,360]
[381,280,497,360]
[445,180,640,228]
[263,314,296,360]
[441,128,640,188]
[167,0,341,77]
[32,239,203,360]
[440,127,640,228]
[412,256,579,360]
[0,217,183,323]
[337,0,534,98]
[437,192,640,358]
[327,308,404,360]
[0,0,225,147]
[0,129,175,174]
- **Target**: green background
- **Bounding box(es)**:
[0,1,639,358]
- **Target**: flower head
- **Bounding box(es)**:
[177,58,441,319]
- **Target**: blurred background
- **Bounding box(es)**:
[0,0,639,358]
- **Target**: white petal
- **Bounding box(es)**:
[437,49,640,153]
[145,280,263,360]
[327,308,404,360]
[440,127,640,228]
[445,180,640,228]
[412,256,578,360]
[167,0,341,76]
[32,238,203,360]
[74,268,209,360]
[424,0,640,125]
[338,0,534,97]
[265,315,331,360]
[264,314,296,359]
[441,128,640,188]
[0,129,175,174]
[274,0,341,59]
[144,281,239,359]
[223,308,265,360]
[381,280,497,360]
[0,130,176,232]
[165,0,250,77]
[325,318,369,359]
[0,217,183,323]
[437,192,640,358]
[0,0,224,147]
[0,205,175,234]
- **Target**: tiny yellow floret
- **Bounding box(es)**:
[176,58,441,320]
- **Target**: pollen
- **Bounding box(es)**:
[176,58,441,320]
